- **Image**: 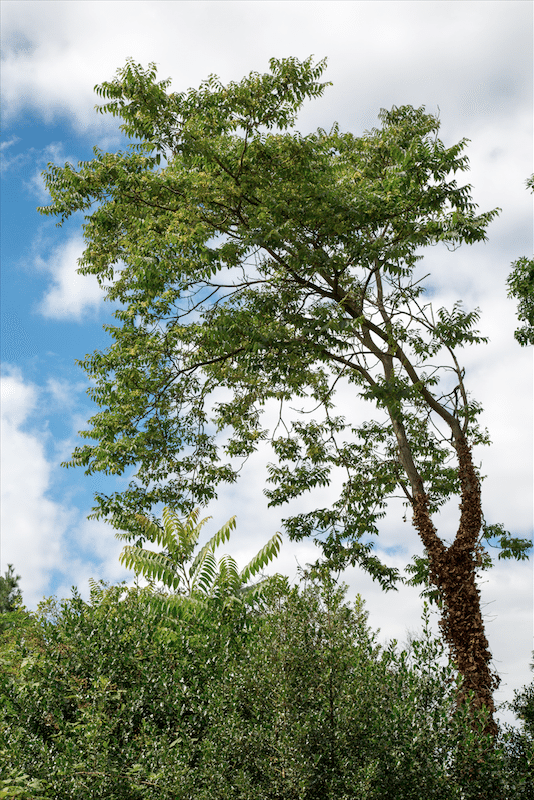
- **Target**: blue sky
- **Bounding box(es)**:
[1,0,532,725]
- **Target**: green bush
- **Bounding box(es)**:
[192,572,515,799]
[500,658,534,800]
[0,572,528,798]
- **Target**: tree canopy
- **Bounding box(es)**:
[42,57,497,551]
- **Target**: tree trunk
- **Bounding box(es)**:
[411,439,500,737]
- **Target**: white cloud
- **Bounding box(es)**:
[0,135,24,173]
[0,366,132,606]
[1,1,531,137]
[35,233,106,320]
[49,516,134,603]
[0,366,71,606]
[0,367,38,428]
[0,136,19,151]
[45,376,79,409]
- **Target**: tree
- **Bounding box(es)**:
[40,56,531,733]
[0,565,22,614]
[507,175,534,346]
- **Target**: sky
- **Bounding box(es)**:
[1,0,532,727]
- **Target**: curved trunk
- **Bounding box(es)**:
[411,439,500,737]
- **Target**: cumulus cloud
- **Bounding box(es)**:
[34,233,107,320]
[0,366,71,606]
[0,366,132,606]
[1,0,531,137]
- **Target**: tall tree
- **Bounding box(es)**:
[41,57,531,733]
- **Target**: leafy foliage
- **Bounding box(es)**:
[117,506,236,593]
[1,573,529,798]
[116,506,283,616]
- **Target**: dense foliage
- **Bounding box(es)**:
[0,572,531,799]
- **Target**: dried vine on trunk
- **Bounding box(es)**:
[411,439,500,737]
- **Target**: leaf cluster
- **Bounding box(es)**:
[115,506,283,618]
[507,176,534,346]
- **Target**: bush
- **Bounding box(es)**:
[192,572,515,799]
[500,658,534,799]
[0,572,527,798]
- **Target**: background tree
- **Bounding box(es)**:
[507,175,534,346]
[0,565,22,614]
[40,56,531,733]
